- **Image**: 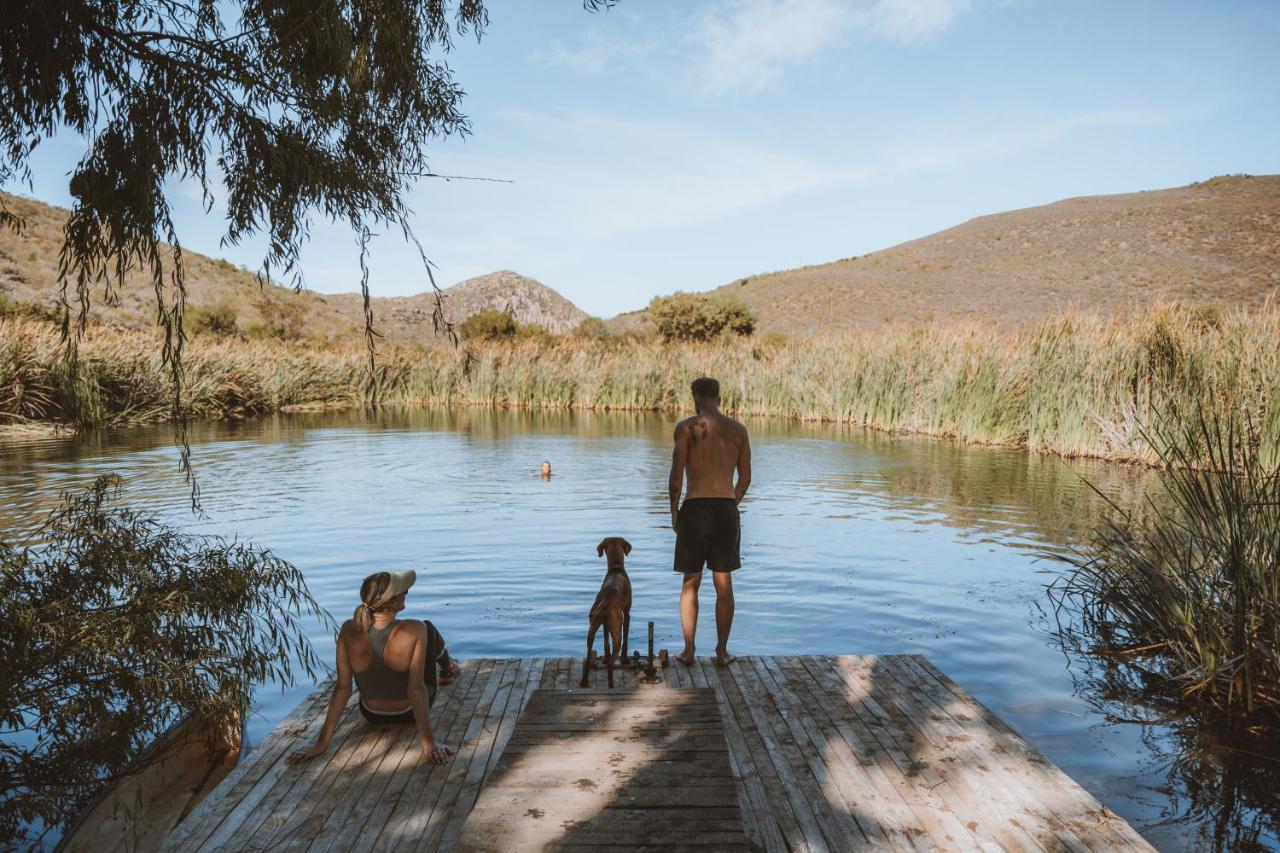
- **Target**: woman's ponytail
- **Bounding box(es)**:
[354,572,391,633]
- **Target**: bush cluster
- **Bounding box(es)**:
[572,317,609,339]
[647,292,756,342]
[460,309,517,340]
[0,292,60,324]
[187,303,239,337]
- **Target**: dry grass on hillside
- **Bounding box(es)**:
[0,192,359,342]
[705,174,1280,336]
[0,193,591,347]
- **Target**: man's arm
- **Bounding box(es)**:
[734,432,752,504]
[669,421,689,529]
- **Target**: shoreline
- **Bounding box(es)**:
[3,303,1277,468]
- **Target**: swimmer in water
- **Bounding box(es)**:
[540,460,552,479]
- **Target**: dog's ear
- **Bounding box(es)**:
[597,539,608,557]
[621,538,632,556]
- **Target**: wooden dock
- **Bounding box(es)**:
[160,655,1153,852]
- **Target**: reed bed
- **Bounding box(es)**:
[1049,409,1280,724]
[2,302,1277,465]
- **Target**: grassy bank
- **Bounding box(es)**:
[2,303,1277,464]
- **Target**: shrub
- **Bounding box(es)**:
[0,292,60,324]
[460,309,517,340]
[573,317,609,339]
[187,303,239,337]
[0,476,329,847]
[647,292,756,342]
[246,295,306,342]
[515,323,551,340]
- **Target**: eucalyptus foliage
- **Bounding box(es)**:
[0,476,330,848]
[1,0,494,500]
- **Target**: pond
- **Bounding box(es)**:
[1,408,1275,850]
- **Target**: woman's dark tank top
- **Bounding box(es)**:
[353,623,408,702]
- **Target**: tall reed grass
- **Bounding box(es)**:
[1048,408,1280,724]
[2,302,1277,465]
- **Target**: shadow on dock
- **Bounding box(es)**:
[162,655,1154,852]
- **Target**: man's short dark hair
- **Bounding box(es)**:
[691,377,720,399]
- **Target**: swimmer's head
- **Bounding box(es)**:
[540,460,552,475]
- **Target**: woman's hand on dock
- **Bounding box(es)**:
[287,743,327,764]
[422,742,455,765]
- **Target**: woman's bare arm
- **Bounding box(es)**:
[288,628,354,763]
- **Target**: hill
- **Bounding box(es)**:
[694,174,1280,335]
[323,270,587,342]
[0,193,588,344]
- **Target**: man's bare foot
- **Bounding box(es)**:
[675,650,695,666]
[714,648,736,668]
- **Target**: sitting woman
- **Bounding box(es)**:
[289,570,461,765]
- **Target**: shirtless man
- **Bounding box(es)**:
[668,377,751,668]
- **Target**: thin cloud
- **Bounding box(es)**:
[860,0,976,44]
[690,0,981,94]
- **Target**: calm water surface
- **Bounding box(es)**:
[2,409,1274,850]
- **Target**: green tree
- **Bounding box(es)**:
[460,309,517,340]
[0,476,329,847]
[647,292,757,342]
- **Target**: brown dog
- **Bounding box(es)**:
[581,537,633,688]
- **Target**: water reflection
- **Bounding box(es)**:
[1060,656,1280,851]
[0,407,1270,850]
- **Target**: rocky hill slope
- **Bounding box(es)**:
[698,174,1280,335]
[324,270,587,342]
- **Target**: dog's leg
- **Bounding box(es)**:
[581,619,598,688]
[603,626,614,688]
[621,610,630,665]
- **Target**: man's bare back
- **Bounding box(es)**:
[672,412,751,504]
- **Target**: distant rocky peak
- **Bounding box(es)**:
[441,270,588,334]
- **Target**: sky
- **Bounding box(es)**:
[10,0,1280,318]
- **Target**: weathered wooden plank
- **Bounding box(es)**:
[729,657,840,853]
[161,684,335,852]
[415,657,529,852]
[456,688,748,852]
[696,657,788,853]
[371,658,501,853]
[242,696,390,851]
[866,656,1064,850]
[774,656,937,852]
[900,656,1155,851]
[720,660,830,853]
[326,658,486,853]
[434,657,541,851]
[206,692,366,853]
[798,655,1001,852]
[757,655,904,851]
[486,753,737,787]
[827,656,1045,853]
